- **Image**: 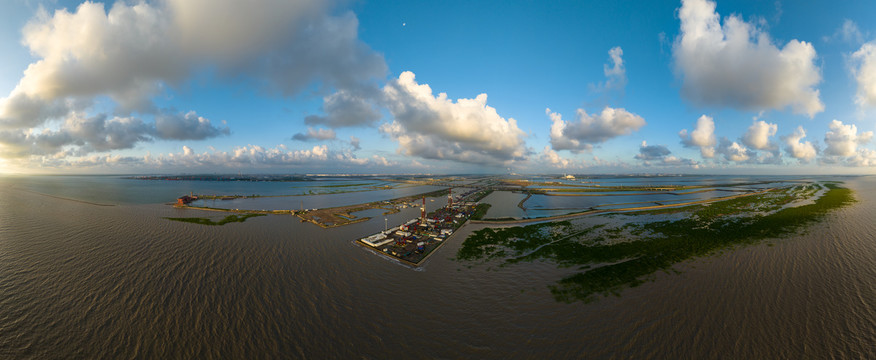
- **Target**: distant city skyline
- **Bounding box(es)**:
[2,0,876,174]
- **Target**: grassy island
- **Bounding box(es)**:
[456,182,855,303]
[165,214,266,226]
[297,188,451,228]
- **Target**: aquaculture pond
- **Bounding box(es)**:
[523,175,808,189]
[456,182,856,303]
[479,191,528,219]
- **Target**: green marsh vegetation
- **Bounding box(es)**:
[311,182,374,188]
[469,203,492,220]
[456,183,856,303]
[468,189,494,202]
[165,214,265,226]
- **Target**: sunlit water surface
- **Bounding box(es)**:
[0,175,874,358]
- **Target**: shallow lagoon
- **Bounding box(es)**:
[7,175,397,205]
[480,191,528,219]
[524,175,808,188]
[479,176,815,219]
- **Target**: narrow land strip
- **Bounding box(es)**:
[470,188,774,226]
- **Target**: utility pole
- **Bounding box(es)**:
[448,187,453,208]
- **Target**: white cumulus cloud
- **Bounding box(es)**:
[0,110,226,159]
[380,71,527,165]
[540,146,572,168]
[717,138,751,162]
[673,0,823,117]
[742,120,777,150]
[851,42,876,108]
[824,119,873,157]
[548,107,645,153]
[849,148,876,167]
[679,115,717,158]
[149,144,394,171]
[0,0,385,164]
[154,111,230,140]
[591,46,627,94]
[660,155,699,167]
[782,126,817,162]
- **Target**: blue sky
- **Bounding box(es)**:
[1,0,876,174]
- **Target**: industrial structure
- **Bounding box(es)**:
[357,188,480,266]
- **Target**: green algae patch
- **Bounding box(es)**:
[165,213,266,226]
[456,183,856,303]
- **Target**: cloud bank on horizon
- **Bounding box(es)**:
[1,0,876,174]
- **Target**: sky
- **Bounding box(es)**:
[2,0,876,175]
